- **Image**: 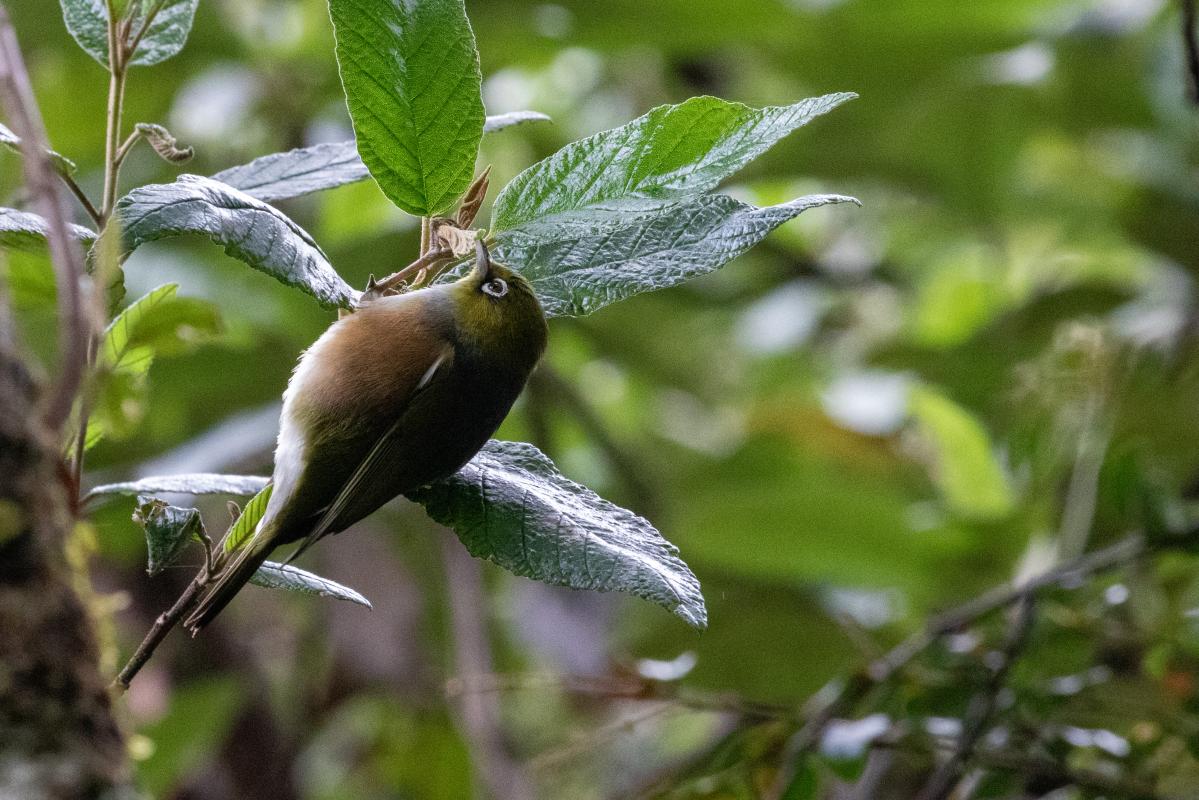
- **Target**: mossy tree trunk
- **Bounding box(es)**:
[0,315,130,799]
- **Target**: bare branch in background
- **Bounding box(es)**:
[0,5,90,434]
[915,597,1037,800]
[1184,0,1199,104]
[763,533,1156,800]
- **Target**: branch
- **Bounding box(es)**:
[112,567,207,691]
[1184,0,1199,105]
[972,746,1181,800]
[60,172,102,226]
[0,6,90,434]
[361,247,455,302]
[869,732,1178,800]
[114,524,220,690]
[764,533,1156,799]
[916,597,1037,800]
[446,671,793,723]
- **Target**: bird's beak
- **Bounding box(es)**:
[470,239,493,283]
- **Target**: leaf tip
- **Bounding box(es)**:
[675,599,709,630]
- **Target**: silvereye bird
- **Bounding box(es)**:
[184,240,547,632]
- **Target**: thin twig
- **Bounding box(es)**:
[60,172,102,225]
[112,567,207,691]
[419,215,431,255]
[100,5,128,221]
[447,671,793,723]
[764,533,1155,800]
[1183,0,1199,105]
[972,746,1181,800]
[0,6,90,434]
[112,128,141,170]
[916,597,1037,800]
[869,735,1178,800]
[364,247,454,299]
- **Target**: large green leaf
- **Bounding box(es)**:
[250,561,372,608]
[211,112,549,203]
[115,175,357,308]
[492,93,855,230]
[493,193,858,317]
[328,0,485,216]
[0,122,78,176]
[0,208,96,253]
[132,496,203,575]
[87,473,269,502]
[59,0,200,69]
[409,440,707,628]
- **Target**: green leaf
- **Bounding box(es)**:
[0,121,79,176]
[250,561,372,608]
[212,141,368,203]
[115,175,358,309]
[210,112,549,203]
[492,93,855,230]
[86,283,220,450]
[0,207,96,253]
[59,0,200,69]
[493,193,858,318]
[223,483,272,553]
[132,496,203,575]
[328,0,485,216]
[409,440,707,628]
[87,473,270,502]
[908,385,1014,520]
[99,283,218,374]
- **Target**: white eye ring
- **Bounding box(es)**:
[482,277,508,298]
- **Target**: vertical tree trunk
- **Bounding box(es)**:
[0,315,130,799]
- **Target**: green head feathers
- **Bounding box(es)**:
[449,240,547,362]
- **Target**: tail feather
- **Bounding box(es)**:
[184,533,275,634]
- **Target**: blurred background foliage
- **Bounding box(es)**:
[4,0,1199,797]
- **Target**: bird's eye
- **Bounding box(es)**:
[482,278,508,298]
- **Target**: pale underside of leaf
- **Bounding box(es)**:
[250,561,372,608]
[134,496,202,576]
[59,0,200,68]
[410,440,707,629]
[210,112,549,203]
[115,175,358,309]
[0,207,96,253]
[87,473,271,502]
[0,121,79,175]
[494,193,860,317]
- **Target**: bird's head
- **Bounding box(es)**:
[449,240,547,368]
